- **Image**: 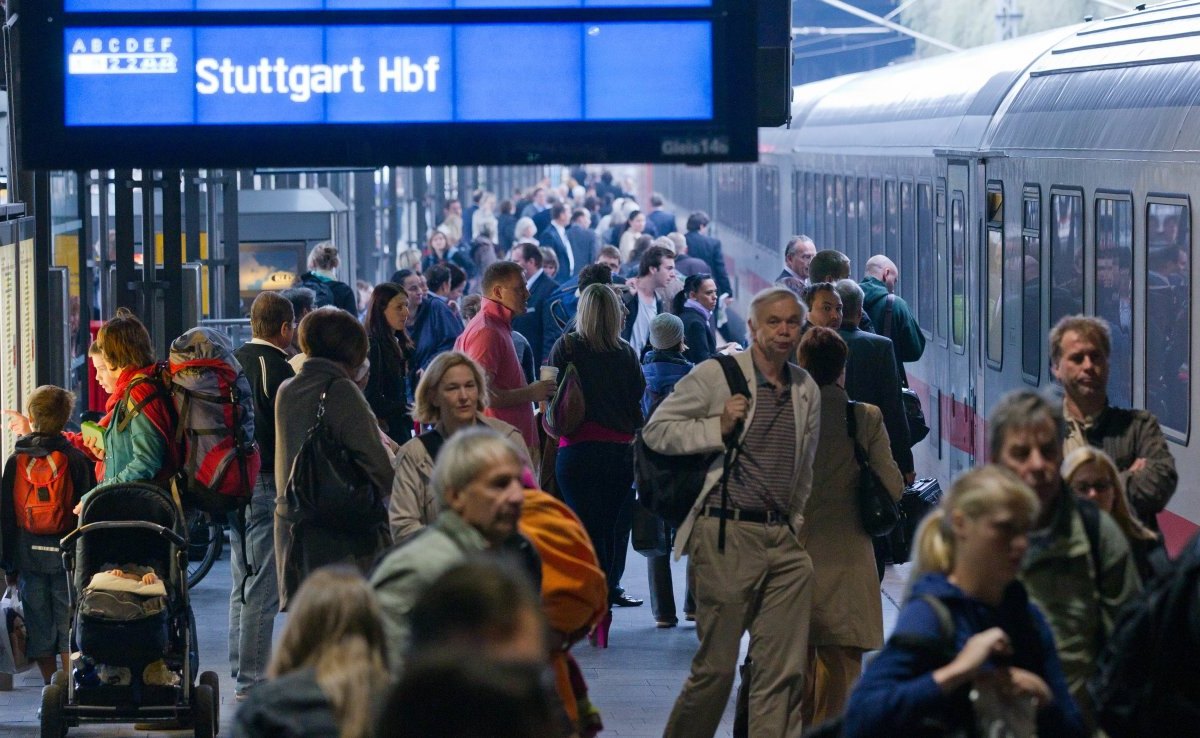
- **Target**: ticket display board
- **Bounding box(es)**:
[17,0,756,168]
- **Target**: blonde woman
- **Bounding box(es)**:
[234,566,390,738]
[387,351,527,542]
[844,467,1085,737]
[1063,447,1166,581]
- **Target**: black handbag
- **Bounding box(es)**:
[846,401,900,538]
[284,378,382,534]
[901,388,930,445]
[631,504,671,557]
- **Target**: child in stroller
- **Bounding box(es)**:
[40,481,220,738]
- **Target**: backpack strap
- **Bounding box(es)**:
[417,430,445,461]
[115,374,168,433]
[845,401,869,467]
[881,293,896,339]
[713,354,751,552]
[888,594,958,664]
[1076,496,1105,592]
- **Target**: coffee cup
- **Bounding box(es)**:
[540,366,559,382]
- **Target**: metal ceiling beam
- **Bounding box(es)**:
[884,0,924,21]
[792,26,891,36]
[816,0,964,52]
[1091,0,1133,11]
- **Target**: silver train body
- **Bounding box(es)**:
[654,1,1200,550]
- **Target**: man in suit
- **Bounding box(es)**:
[565,208,599,277]
[684,211,732,299]
[538,203,576,278]
[777,236,816,297]
[646,193,677,238]
[510,241,559,367]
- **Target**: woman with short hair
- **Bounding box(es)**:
[387,351,527,542]
[274,307,393,609]
[234,566,390,738]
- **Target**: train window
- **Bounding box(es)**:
[846,177,859,264]
[858,177,870,266]
[716,165,752,241]
[792,170,803,237]
[951,193,967,349]
[803,172,815,236]
[1145,199,1190,437]
[986,182,1004,366]
[834,177,846,254]
[917,182,934,332]
[871,178,883,252]
[1049,190,1084,329]
[900,180,915,307]
[825,176,836,252]
[885,179,899,264]
[755,166,781,252]
[812,174,825,247]
[1095,196,1133,407]
[1022,188,1042,383]
[936,184,948,342]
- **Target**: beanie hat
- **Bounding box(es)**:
[649,313,685,350]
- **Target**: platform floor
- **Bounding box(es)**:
[0,541,909,737]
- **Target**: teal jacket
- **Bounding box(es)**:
[861,276,926,364]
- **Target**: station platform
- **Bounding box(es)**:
[0,542,909,737]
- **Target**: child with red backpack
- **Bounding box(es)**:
[0,385,96,684]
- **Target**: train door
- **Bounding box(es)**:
[941,157,977,475]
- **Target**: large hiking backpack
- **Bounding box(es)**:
[167,327,261,514]
[1089,533,1200,736]
[12,451,75,535]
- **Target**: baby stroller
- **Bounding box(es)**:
[40,482,219,738]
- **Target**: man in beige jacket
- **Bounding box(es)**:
[643,287,821,738]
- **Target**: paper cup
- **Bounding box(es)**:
[540,366,559,382]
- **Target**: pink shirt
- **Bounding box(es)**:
[455,298,537,448]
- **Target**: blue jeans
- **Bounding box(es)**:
[229,474,280,694]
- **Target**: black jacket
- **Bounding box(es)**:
[234,341,295,471]
[298,271,357,315]
[233,667,343,738]
[547,333,645,436]
[838,326,913,475]
[512,272,559,367]
[684,230,732,297]
[364,335,412,445]
[679,305,717,365]
[1,433,96,573]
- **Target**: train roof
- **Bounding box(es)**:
[773,0,1200,160]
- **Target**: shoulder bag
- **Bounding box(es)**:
[846,400,900,537]
[545,334,587,437]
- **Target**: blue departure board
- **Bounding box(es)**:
[19,0,754,167]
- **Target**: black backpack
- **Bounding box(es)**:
[299,274,337,309]
[634,354,749,533]
[1089,532,1200,737]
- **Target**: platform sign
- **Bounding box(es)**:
[17,1,755,167]
[0,241,17,461]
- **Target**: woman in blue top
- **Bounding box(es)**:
[844,465,1086,737]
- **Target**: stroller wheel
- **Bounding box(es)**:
[40,683,67,738]
[199,671,221,731]
[193,683,216,738]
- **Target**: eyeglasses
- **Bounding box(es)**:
[1071,480,1113,495]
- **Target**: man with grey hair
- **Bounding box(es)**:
[835,279,913,485]
[777,235,816,297]
[371,427,529,676]
[646,287,820,738]
[990,389,1140,730]
[861,254,925,365]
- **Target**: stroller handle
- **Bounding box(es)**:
[60,521,188,550]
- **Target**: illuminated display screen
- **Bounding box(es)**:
[19,0,755,167]
[65,23,713,125]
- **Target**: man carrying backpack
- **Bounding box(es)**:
[0,385,95,685]
[231,292,295,701]
[643,287,820,738]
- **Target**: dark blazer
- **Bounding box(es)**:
[565,224,599,277]
[497,213,518,252]
[533,207,554,235]
[679,305,717,365]
[512,271,559,367]
[684,231,732,297]
[838,326,913,475]
[538,225,573,278]
[410,295,463,374]
[648,209,677,237]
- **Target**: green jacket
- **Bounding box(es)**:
[1021,490,1141,728]
[861,277,926,364]
[369,510,489,677]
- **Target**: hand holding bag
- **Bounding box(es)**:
[545,335,587,438]
[846,401,900,537]
[284,378,382,534]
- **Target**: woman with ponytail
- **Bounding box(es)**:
[842,466,1085,737]
[235,566,390,738]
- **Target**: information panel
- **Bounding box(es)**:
[0,241,17,462]
[18,0,755,167]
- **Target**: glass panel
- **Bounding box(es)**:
[825,175,836,251]
[755,166,780,251]
[885,179,898,264]
[1146,201,1190,432]
[813,174,824,247]
[986,184,1004,364]
[846,176,859,263]
[1022,191,1041,380]
[1049,192,1084,328]
[1095,198,1133,407]
[834,176,845,254]
[792,171,803,236]
[900,180,915,306]
[804,172,815,236]
[917,182,934,328]
[936,188,947,340]
[871,178,883,252]
[858,177,870,264]
[951,195,966,347]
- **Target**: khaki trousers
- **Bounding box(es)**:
[663,515,813,738]
[801,645,864,727]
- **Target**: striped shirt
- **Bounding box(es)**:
[705,366,796,514]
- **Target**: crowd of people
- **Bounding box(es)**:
[1,169,1198,738]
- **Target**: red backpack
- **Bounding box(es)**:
[12,450,75,536]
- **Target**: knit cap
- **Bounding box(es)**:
[649,313,685,350]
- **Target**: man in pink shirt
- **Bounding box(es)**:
[455,261,556,461]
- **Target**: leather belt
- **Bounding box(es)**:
[702,506,786,525]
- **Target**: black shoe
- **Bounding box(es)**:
[611,593,644,607]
